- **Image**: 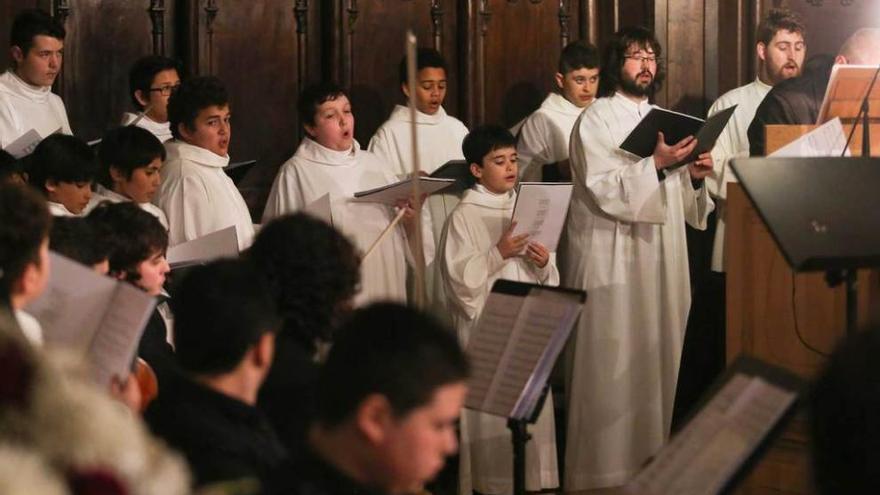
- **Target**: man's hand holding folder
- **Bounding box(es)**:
[653,133,713,182]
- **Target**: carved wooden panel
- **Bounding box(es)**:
[58,0,156,140]
[182,0,320,218]
[463,0,583,129]
[328,0,460,146]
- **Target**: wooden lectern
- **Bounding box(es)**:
[725,125,880,494]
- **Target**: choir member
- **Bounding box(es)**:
[122,55,182,143]
[0,149,26,185]
[0,182,51,347]
[87,125,169,229]
[440,125,559,495]
[271,303,467,495]
[263,82,424,306]
[27,134,96,217]
[49,217,110,274]
[0,8,71,148]
[145,259,286,489]
[153,76,255,250]
[515,40,600,182]
[560,26,713,490]
[369,48,468,317]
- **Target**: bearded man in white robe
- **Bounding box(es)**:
[560,26,714,490]
[0,9,71,148]
[514,40,599,183]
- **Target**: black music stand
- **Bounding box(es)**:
[730,157,880,333]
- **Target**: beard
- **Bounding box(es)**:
[620,70,656,98]
[768,60,801,84]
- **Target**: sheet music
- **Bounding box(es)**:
[26,253,156,386]
[769,117,849,157]
[352,177,455,205]
[625,374,797,495]
[304,193,333,225]
[87,282,156,386]
[4,129,43,158]
[166,225,239,269]
[511,183,573,252]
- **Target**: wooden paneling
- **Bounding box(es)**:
[59,0,156,140]
[327,0,460,146]
[787,0,879,58]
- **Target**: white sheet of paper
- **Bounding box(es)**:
[352,176,455,205]
[770,117,849,157]
[511,182,573,252]
[166,225,239,269]
[26,253,156,386]
[304,193,333,225]
[4,129,43,158]
[624,374,797,495]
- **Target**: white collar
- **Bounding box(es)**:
[460,184,516,209]
[296,137,360,166]
[0,70,53,103]
[754,77,773,92]
[387,104,449,125]
[167,140,230,168]
[543,92,586,116]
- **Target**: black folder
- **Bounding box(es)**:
[620,105,737,168]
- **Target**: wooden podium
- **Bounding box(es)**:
[725,124,880,494]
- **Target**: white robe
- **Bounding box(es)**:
[14,309,43,347]
[86,184,170,230]
[440,185,559,495]
[153,140,255,250]
[707,78,771,272]
[516,92,584,181]
[121,112,173,143]
[0,70,71,148]
[369,104,468,315]
[48,201,79,217]
[560,93,713,490]
[262,138,413,306]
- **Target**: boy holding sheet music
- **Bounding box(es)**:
[440,125,559,495]
[263,82,428,306]
[87,202,174,387]
[87,125,169,229]
[27,134,97,216]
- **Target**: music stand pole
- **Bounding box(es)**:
[862,97,870,157]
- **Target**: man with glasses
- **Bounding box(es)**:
[0,8,71,148]
[673,8,805,431]
[560,26,714,492]
[123,55,182,143]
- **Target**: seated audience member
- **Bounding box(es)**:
[153,76,255,249]
[273,303,468,495]
[809,326,880,493]
[441,125,559,495]
[146,259,286,489]
[123,55,182,142]
[263,82,425,305]
[49,216,110,274]
[0,149,27,185]
[0,8,71,148]
[0,183,51,346]
[86,202,174,386]
[88,125,169,228]
[248,213,361,456]
[27,134,96,216]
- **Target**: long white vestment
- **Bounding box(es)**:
[516,92,584,181]
[263,137,414,306]
[560,93,713,490]
[86,184,170,230]
[440,185,559,495]
[121,112,173,143]
[707,78,771,272]
[369,104,468,314]
[153,140,255,250]
[0,70,71,148]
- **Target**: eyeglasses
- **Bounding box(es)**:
[148,83,181,96]
[624,55,659,65]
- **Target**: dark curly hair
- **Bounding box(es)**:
[49,217,109,267]
[167,76,229,140]
[598,26,665,98]
[128,55,183,110]
[246,213,360,351]
[0,183,50,301]
[86,202,168,284]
